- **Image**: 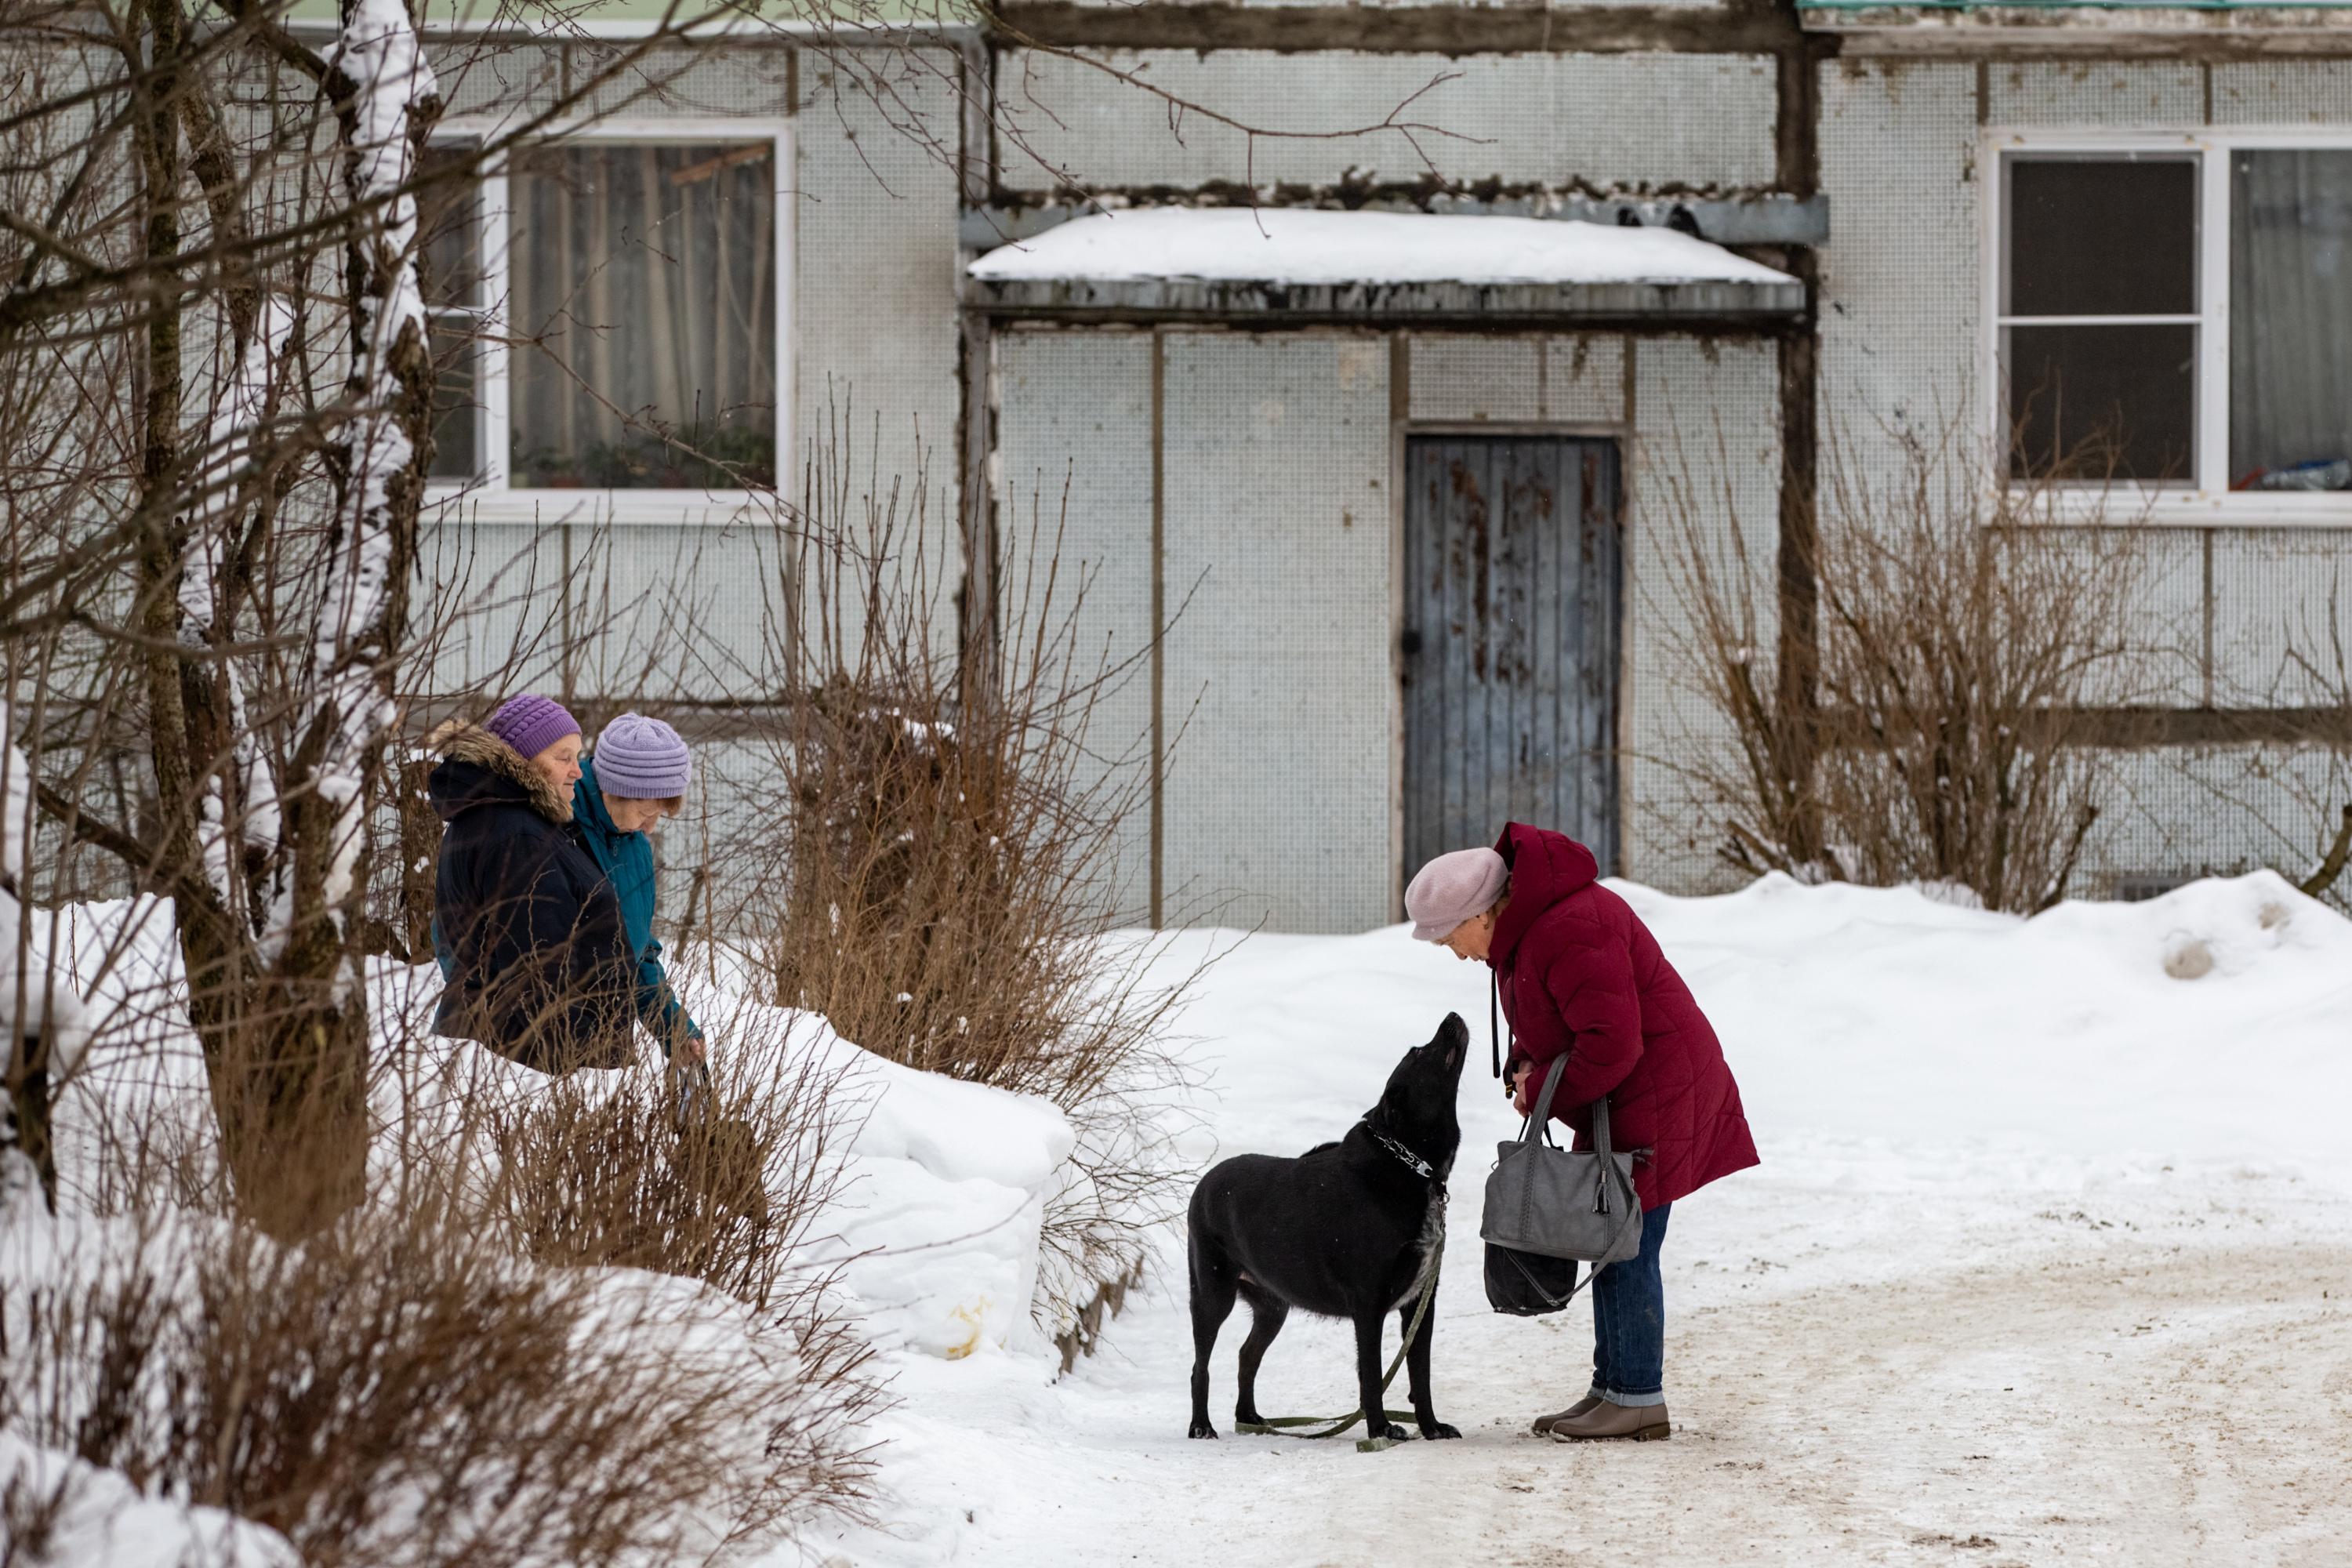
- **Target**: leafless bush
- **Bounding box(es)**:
[467,1008,856,1312]
[2158,574,2352,912]
[718,425,1199,1330]
[5,887,884,1566]
[0,1195,877,1567]
[1663,419,2156,912]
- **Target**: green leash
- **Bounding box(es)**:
[1232,1243,1442,1455]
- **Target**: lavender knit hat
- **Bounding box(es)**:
[1404,847,1509,942]
[593,712,692,799]
[483,693,580,761]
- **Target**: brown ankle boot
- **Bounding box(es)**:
[1548,1399,1671,1442]
[1530,1396,1602,1436]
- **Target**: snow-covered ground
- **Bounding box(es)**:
[10,872,2347,1564]
[807,872,2352,1567]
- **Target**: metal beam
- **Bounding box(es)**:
[963,192,1829,249]
[966,274,1807,325]
[985,0,1795,54]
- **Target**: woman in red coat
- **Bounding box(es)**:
[1406,822,1758,1442]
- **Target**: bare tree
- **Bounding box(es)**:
[1660,416,2158,913]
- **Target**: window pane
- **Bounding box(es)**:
[418,144,481,310]
[428,317,477,481]
[2007,157,2195,318]
[2007,323,2195,484]
[2230,149,2352,491]
[510,142,777,490]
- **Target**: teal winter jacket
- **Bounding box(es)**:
[572,755,702,1055]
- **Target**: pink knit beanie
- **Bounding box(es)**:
[1404,847,1509,941]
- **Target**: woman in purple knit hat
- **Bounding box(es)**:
[426,693,637,1071]
[572,712,706,1067]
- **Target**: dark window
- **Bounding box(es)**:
[419,144,481,482]
[2002,155,2198,485]
[2005,324,2195,483]
[2006,158,2195,317]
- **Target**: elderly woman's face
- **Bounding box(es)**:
[528,734,583,796]
[602,793,669,835]
[1440,908,1497,964]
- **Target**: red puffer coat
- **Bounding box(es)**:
[1490,823,1758,1210]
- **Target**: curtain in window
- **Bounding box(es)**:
[510,143,776,490]
[2230,150,2352,491]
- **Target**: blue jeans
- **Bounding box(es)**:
[1589,1202,1671,1408]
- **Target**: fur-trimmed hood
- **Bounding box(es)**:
[426,720,574,826]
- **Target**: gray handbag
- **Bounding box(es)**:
[1480,1056,1643,1267]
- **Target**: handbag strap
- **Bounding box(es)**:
[1518,1056,1570,1145]
[1519,1058,1639,1223]
[1520,1056,1617,1161]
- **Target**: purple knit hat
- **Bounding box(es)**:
[592,712,691,799]
[1404,847,1509,942]
[483,693,580,761]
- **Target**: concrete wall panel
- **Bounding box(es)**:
[1160,332,1395,932]
[1987,61,2201,128]
[1406,334,1628,426]
[999,50,1777,191]
[416,518,572,698]
[1819,60,1980,496]
[2082,744,2351,898]
[796,49,967,663]
[2214,63,2352,125]
[1625,337,1782,895]
[995,329,1160,923]
[2210,528,2352,706]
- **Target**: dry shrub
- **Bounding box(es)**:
[1666,419,2154,911]
[726,430,1197,1327]
[2172,578,2352,912]
[473,1011,855,1313]
[0,1195,864,1567]
[5,897,882,1566]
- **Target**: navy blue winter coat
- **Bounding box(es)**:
[428,723,636,1071]
[572,754,702,1057]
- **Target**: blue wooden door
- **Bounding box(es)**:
[1401,434,1621,886]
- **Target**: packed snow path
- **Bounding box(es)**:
[816,876,2352,1566]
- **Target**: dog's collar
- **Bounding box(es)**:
[1367,1125,1436,1182]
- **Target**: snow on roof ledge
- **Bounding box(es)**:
[965,209,1803,325]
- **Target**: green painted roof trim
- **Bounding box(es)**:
[1798,0,2352,9]
[279,0,965,28]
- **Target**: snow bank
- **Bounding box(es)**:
[0,1431,297,1568]
[1625,869,2352,1178]
[967,208,1798,287]
[1155,868,2352,1187]
[380,948,1080,1363]
[829,1049,1076,1358]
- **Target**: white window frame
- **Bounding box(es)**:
[1983,125,2352,529]
[426,115,795,524]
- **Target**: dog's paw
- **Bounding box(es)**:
[1188,1420,1219,1439]
[1364,1421,1407,1445]
[1420,1421,1463,1441]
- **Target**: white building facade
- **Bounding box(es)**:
[416,1,2352,932]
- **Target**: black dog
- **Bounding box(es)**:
[1185,1012,1468,1444]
